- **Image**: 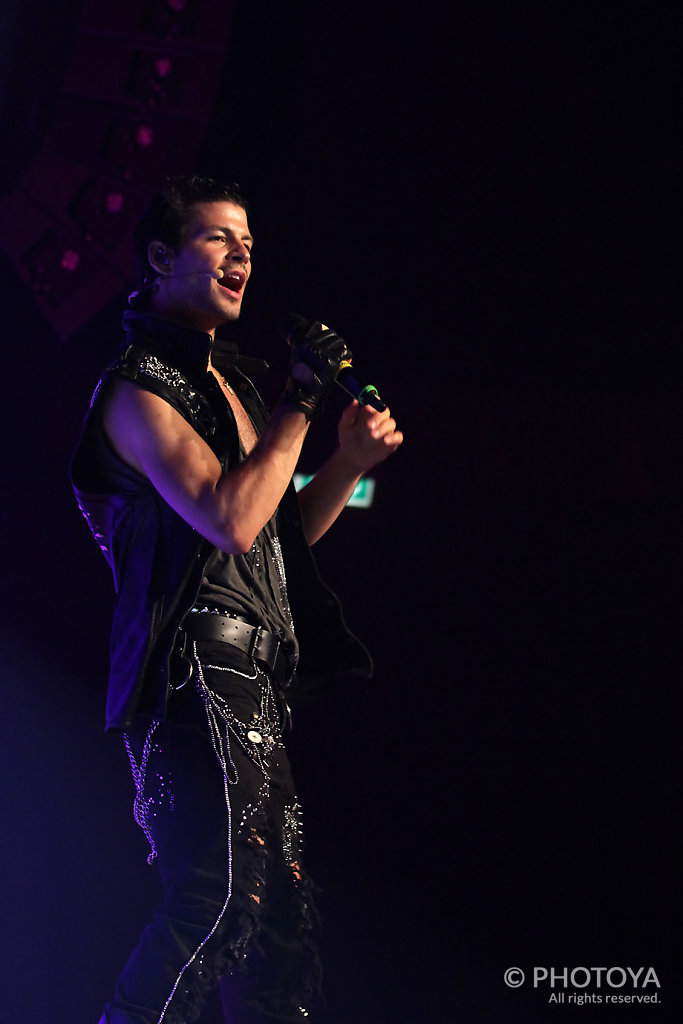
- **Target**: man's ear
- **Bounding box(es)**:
[147,240,173,277]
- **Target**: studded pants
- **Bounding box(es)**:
[102,641,321,1024]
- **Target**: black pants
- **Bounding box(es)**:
[103,642,321,1024]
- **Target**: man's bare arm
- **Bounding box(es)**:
[102,379,310,553]
[297,401,403,545]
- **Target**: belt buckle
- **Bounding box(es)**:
[250,625,279,671]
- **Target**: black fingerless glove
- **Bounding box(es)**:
[280,315,352,420]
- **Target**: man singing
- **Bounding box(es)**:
[71,174,402,1024]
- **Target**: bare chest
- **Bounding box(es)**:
[211,371,259,454]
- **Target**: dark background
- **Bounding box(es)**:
[0,2,680,1021]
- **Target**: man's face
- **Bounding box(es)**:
[151,200,253,334]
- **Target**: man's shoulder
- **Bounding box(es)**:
[99,343,221,443]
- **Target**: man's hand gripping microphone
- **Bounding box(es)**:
[281,313,387,419]
[281,316,352,420]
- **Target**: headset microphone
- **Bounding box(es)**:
[162,269,225,280]
[127,268,225,304]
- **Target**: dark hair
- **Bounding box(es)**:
[130,174,248,305]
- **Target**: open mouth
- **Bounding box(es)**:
[219,271,245,294]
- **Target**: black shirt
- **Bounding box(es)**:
[196,513,298,664]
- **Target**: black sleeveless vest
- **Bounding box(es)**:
[71,312,372,730]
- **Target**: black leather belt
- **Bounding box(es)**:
[182,613,293,685]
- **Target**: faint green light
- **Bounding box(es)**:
[293,473,375,508]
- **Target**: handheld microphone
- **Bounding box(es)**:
[281,313,387,412]
[335,359,386,412]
